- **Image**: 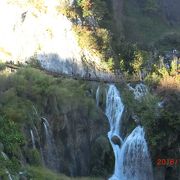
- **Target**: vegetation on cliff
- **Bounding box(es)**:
[0,67,112,178]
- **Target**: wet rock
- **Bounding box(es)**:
[132,114,142,126]
[111,135,122,147]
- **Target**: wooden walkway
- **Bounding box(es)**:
[5,63,124,84]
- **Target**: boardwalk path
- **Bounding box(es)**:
[5,63,124,84]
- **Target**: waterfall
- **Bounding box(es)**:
[127,83,148,100]
[105,84,153,180]
[105,84,124,179]
[42,117,59,171]
[34,126,45,165]
[30,129,36,149]
[96,86,100,106]
[1,152,13,180]
[119,126,153,180]
[1,151,8,160]
[6,170,13,180]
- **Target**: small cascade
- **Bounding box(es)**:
[119,126,153,180]
[105,84,124,179]
[105,84,153,180]
[96,86,100,106]
[33,105,40,118]
[1,151,8,160]
[6,170,13,180]
[30,129,36,149]
[34,126,45,165]
[127,83,148,100]
[42,117,59,171]
[1,152,13,180]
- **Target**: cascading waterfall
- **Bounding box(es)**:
[105,84,153,180]
[96,86,100,106]
[1,151,8,160]
[34,126,45,165]
[119,126,153,180]
[6,170,13,180]
[105,84,124,180]
[1,152,13,180]
[42,117,59,171]
[30,129,36,149]
[127,83,148,100]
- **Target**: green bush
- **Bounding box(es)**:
[73,25,112,62]
[0,116,24,154]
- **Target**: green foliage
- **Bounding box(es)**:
[144,72,161,86]
[57,0,80,20]
[130,50,143,73]
[73,25,112,62]
[118,43,148,74]
[27,166,103,180]
[0,116,24,154]
[77,0,92,17]
[25,149,42,166]
[0,67,106,176]
[77,0,109,22]
[156,33,180,52]
[170,58,178,76]
[122,0,179,47]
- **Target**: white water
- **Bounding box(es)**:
[105,84,124,179]
[119,126,153,180]
[1,152,13,180]
[96,86,100,107]
[127,83,148,100]
[30,129,36,149]
[6,170,13,180]
[42,117,59,171]
[1,151,8,160]
[34,126,45,165]
[105,85,153,180]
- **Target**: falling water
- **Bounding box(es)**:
[34,126,45,165]
[42,117,59,171]
[119,126,153,180]
[127,83,148,100]
[105,84,153,180]
[30,129,36,149]
[1,151,8,160]
[1,152,13,180]
[105,84,124,179]
[6,170,13,180]
[96,86,100,106]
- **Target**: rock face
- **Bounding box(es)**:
[49,106,111,176]
[0,1,111,79]
[21,82,112,177]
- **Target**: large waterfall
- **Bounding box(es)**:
[105,84,124,179]
[105,84,153,180]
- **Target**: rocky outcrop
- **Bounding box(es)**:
[0,1,112,79]
[20,81,113,177]
[111,136,122,147]
[51,107,110,176]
